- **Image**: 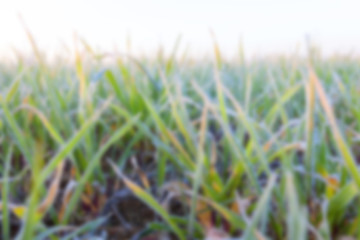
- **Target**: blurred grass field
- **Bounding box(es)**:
[1,36,360,240]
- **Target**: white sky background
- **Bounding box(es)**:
[1,0,360,60]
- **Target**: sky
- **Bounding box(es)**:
[1,0,360,59]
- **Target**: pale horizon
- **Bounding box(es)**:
[1,0,360,60]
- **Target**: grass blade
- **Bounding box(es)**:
[109,161,186,240]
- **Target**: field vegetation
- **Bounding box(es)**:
[1,37,360,239]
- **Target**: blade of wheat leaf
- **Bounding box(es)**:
[109,161,186,240]
[18,98,112,239]
[310,69,360,188]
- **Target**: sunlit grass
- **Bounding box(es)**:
[1,39,360,239]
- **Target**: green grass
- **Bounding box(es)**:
[1,42,360,239]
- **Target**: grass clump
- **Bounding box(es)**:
[1,44,360,239]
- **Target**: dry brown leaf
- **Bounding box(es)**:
[196,201,213,229]
[37,160,65,214]
[131,156,150,189]
[59,180,77,221]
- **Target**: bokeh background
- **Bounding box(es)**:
[1,0,360,59]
